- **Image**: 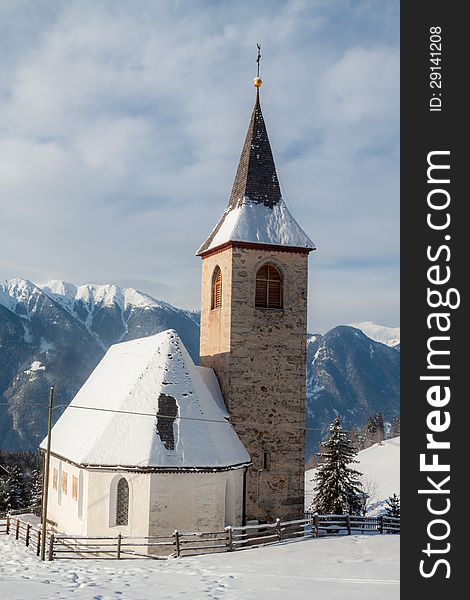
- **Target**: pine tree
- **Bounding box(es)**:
[350,427,366,451]
[27,468,43,510]
[0,475,12,513]
[312,416,364,515]
[6,466,25,511]
[389,416,400,438]
[385,493,400,518]
[364,413,385,446]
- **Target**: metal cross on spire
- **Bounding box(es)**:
[254,44,263,89]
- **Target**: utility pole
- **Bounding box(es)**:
[40,386,54,561]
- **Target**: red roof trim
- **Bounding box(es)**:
[198,241,313,259]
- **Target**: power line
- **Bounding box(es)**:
[0,402,325,433]
[63,403,324,433]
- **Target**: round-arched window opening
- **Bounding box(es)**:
[115,477,129,526]
[211,266,222,310]
[255,264,283,309]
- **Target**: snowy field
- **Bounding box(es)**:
[0,533,399,600]
[305,436,400,513]
[1,437,400,598]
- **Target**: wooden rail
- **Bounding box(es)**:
[1,513,400,561]
[0,516,49,558]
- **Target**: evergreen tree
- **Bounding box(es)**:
[364,413,385,446]
[389,416,400,438]
[27,468,43,509]
[312,416,364,515]
[0,474,12,513]
[6,466,25,511]
[385,493,400,518]
[350,427,366,451]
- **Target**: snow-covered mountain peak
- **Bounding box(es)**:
[0,278,43,318]
[39,280,169,312]
[348,321,400,347]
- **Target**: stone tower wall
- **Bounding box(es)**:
[199,248,233,403]
[200,245,308,522]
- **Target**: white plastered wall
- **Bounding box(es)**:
[46,458,245,539]
[148,468,245,535]
[46,456,88,536]
[85,470,151,538]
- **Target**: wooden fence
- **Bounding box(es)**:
[306,513,400,536]
[0,513,399,561]
[0,515,47,558]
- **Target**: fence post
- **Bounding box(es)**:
[15,518,20,540]
[6,515,10,535]
[36,529,41,556]
[174,529,181,557]
[48,533,55,561]
[25,523,31,547]
[275,518,282,543]
[226,526,233,552]
[117,533,122,559]
[346,515,351,535]
[379,516,384,534]
[313,514,319,538]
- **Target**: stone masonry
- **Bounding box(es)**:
[200,244,309,522]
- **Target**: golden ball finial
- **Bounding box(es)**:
[253,77,263,88]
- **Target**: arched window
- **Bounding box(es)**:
[211,266,222,309]
[116,478,129,526]
[255,264,283,309]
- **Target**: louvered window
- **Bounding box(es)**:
[116,478,129,526]
[255,264,283,309]
[211,266,222,309]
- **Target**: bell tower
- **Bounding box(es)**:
[197,69,315,522]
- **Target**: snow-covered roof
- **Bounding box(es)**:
[40,330,250,470]
[197,91,315,255]
[197,197,315,255]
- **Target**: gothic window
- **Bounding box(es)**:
[255,264,283,309]
[211,266,222,309]
[116,478,129,526]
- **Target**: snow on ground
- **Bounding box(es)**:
[305,437,400,514]
[0,533,399,600]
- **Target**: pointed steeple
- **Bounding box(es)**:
[197,72,315,257]
[228,90,282,210]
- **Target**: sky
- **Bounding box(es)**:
[0,0,399,333]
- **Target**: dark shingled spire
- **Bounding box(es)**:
[228,90,282,210]
[196,87,315,256]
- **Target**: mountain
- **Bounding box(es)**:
[0,279,399,459]
[348,321,400,348]
[0,278,200,451]
[305,326,400,459]
[305,436,400,514]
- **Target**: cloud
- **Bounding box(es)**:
[0,0,399,332]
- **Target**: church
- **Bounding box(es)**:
[40,72,315,538]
